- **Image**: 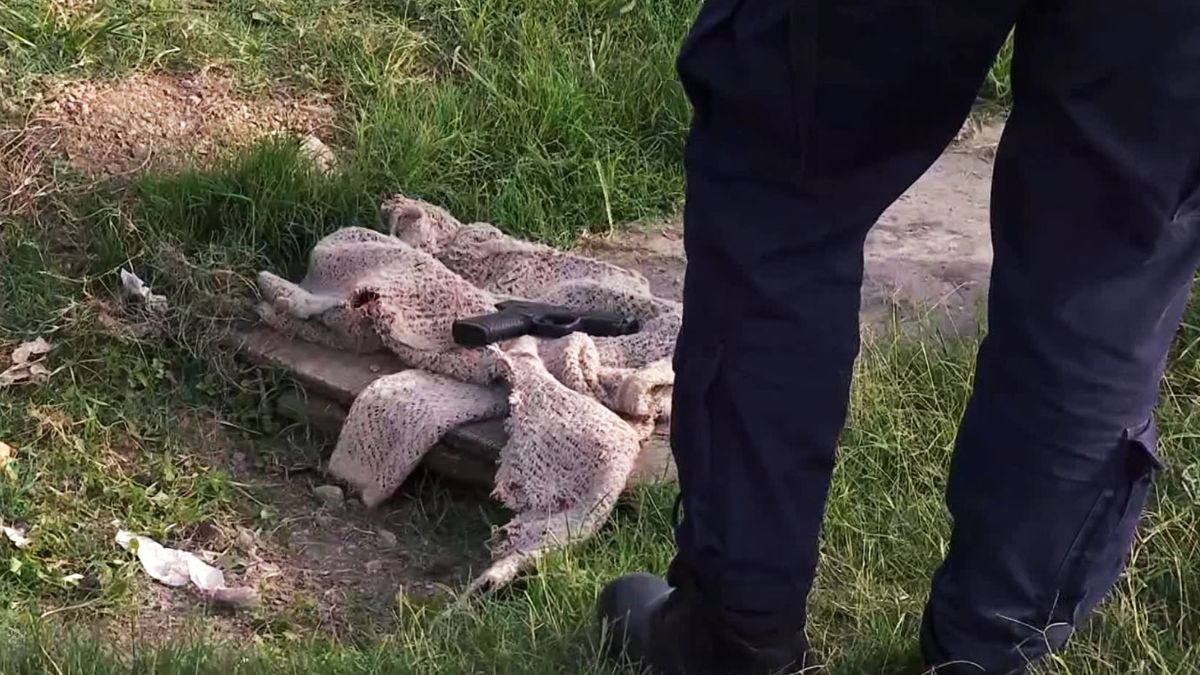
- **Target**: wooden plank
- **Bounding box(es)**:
[237,327,507,457]
[276,386,674,489]
[630,432,676,486]
[421,447,498,490]
[239,327,674,489]
[276,389,347,437]
[276,388,497,489]
[236,327,405,406]
[444,417,507,462]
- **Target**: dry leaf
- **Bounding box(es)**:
[3,526,30,549]
[119,269,168,314]
[1,338,53,388]
[0,364,48,387]
[203,586,261,609]
[0,441,12,468]
[299,135,337,175]
[10,338,51,365]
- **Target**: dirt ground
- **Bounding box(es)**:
[89,419,493,647]
[580,121,1003,336]
[30,72,334,177]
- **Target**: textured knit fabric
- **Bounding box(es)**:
[257,196,680,592]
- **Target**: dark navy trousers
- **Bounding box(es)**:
[668,0,1200,672]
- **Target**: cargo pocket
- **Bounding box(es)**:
[676,0,743,129]
[1049,420,1163,637]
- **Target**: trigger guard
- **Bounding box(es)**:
[531,316,581,338]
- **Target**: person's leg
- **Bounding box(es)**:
[922,2,1200,673]
[600,0,1021,671]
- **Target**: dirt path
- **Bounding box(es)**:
[863,133,996,335]
[581,123,1002,336]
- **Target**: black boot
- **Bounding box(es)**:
[596,572,821,675]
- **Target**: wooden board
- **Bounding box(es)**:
[235,327,405,407]
[236,327,675,489]
[275,388,498,489]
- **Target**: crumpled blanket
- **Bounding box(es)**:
[257,196,681,592]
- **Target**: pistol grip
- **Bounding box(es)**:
[452,311,532,347]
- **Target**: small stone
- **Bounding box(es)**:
[205,586,261,609]
[365,560,384,574]
[299,134,337,175]
[397,584,452,610]
[231,451,248,470]
[236,528,258,553]
[377,529,398,548]
[312,485,344,507]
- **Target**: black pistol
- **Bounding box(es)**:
[452,300,640,347]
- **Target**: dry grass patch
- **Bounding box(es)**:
[33,71,336,176]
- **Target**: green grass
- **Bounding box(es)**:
[979,35,1015,110]
[2,317,1198,673]
[3,0,696,245]
[7,1,1178,674]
